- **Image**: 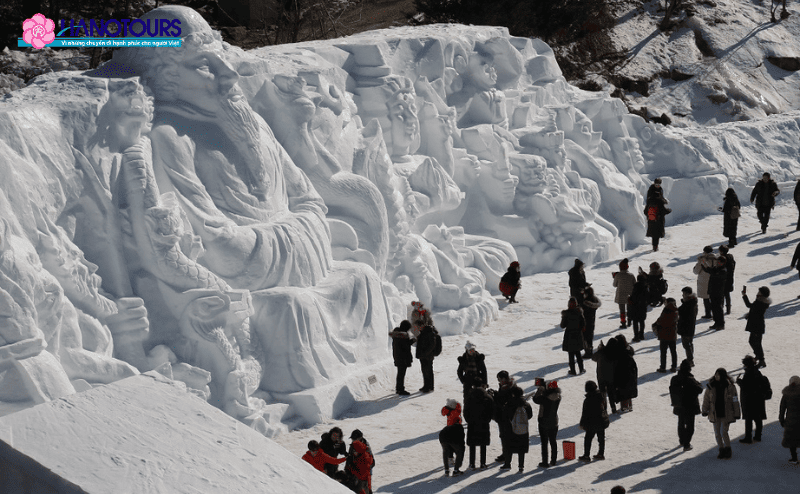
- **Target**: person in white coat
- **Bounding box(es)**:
[693,246,717,320]
[612,259,636,330]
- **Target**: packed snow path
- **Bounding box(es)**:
[276,202,800,494]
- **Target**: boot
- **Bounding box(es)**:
[724,446,732,459]
[725,304,731,315]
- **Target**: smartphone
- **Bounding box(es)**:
[742,285,747,293]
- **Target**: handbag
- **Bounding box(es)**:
[730,205,741,219]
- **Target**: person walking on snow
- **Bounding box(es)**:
[593,338,619,414]
[694,246,717,319]
[457,342,488,398]
[736,355,771,444]
[742,286,771,368]
[499,261,521,303]
[794,178,800,231]
[789,241,800,298]
[719,245,736,315]
[628,273,649,342]
[613,258,636,329]
[500,385,533,473]
[578,380,610,462]
[533,379,562,467]
[582,287,601,359]
[390,320,415,396]
[704,255,727,330]
[702,367,741,459]
[463,377,494,470]
[612,334,638,413]
[677,287,698,366]
[568,259,590,300]
[750,172,780,234]
[721,188,741,247]
[669,359,703,451]
[779,376,800,464]
[654,297,679,373]
[561,297,586,375]
[439,398,465,476]
[644,185,671,252]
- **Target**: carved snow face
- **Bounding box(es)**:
[37,228,103,308]
[517,157,550,194]
[477,157,518,214]
[387,91,419,156]
[173,39,241,114]
[105,80,152,150]
[272,74,316,124]
[466,52,497,91]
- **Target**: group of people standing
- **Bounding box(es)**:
[302,427,375,493]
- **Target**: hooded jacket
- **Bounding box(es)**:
[532,386,562,429]
[702,376,741,424]
[442,402,463,427]
[669,369,702,416]
[613,269,636,304]
[654,301,679,341]
[463,385,494,446]
[743,294,771,334]
[580,388,609,432]
[457,351,487,386]
[780,383,800,448]
[389,327,415,367]
[561,306,586,352]
[677,294,698,338]
[693,253,717,299]
[737,367,768,420]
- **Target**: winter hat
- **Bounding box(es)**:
[759,286,770,298]
[445,398,458,410]
[790,376,800,386]
[510,261,520,268]
[585,380,598,392]
[547,380,558,390]
[653,178,662,185]
[619,258,629,270]
[353,440,367,454]
[575,258,584,267]
[350,429,363,440]
[703,245,713,254]
[742,355,756,368]
[465,341,476,352]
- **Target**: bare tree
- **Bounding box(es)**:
[660,0,683,30]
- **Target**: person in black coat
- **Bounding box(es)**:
[647,178,665,204]
[415,324,438,393]
[628,274,649,342]
[438,414,465,476]
[500,385,533,472]
[704,256,727,330]
[721,188,741,247]
[568,259,589,299]
[677,287,698,366]
[719,245,736,315]
[463,378,494,469]
[750,172,780,233]
[532,379,562,467]
[490,371,516,464]
[320,426,348,477]
[457,342,488,397]
[578,380,610,462]
[581,287,601,358]
[669,360,703,450]
[795,179,800,231]
[790,241,800,297]
[612,334,638,412]
[499,261,522,303]
[644,194,671,252]
[561,297,586,375]
[390,320,415,395]
[743,286,771,368]
[736,355,771,443]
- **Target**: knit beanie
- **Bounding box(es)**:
[446,398,458,410]
[465,341,476,352]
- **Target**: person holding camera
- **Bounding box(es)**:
[742,286,771,368]
[532,379,561,467]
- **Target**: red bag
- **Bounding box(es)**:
[499,282,514,296]
[647,206,658,221]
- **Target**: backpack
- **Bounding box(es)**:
[761,374,773,400]
[511,405,529,435]
[647,206,658,221]
[432,332,443,357]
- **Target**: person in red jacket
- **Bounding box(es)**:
[442,398,463,426]
[654,297,679,373]
[302,440,348,473]
[347,440,374,494]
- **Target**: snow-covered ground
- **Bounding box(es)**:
[275,200,800,494]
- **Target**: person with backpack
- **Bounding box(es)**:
[719,245,736,315]
[490,371,517,464]
[736,355,771,444]
[694,246,717,319]
[779,375,800,464]
[644,187,671,252]
[678,287,698,366]
[561,297,586,375]
[501,385,533,472]
[750,172,780,234]
[628,274,649,343]
[390,320,416,396]
[653,298,679,373]
[582,287,601,359]
[593,338,619,414]
[704,255,727,331]
[457,342,487,398]
[532,379,562,467]
[578,380,610,462]
[742,286,771,368]
[568,259,590,300]
[302,439,349,473]
[720,188,741,247]
[416,323,441,393]
[439,398,466,476]
[669,359,703,451]
[320,427,348,478]
[613,258,636,329]
[499,261,522,303]
[463,377,494,470]
[702,367,740,459]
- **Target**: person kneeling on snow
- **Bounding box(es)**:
[302,440,348,473]
[439,398,466,476]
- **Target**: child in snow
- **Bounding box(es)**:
[578,380,609,462]
[499,261,522,303]
[439,398,465,476]
[302,440,348,473]
[613,258,635,329]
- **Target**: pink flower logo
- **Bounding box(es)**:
[22,13,55,49]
